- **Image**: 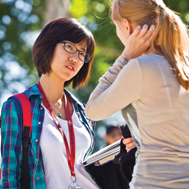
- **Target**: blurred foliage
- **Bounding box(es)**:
[0,0,189,150]
[0,0,188,98]
[0,0,45,99]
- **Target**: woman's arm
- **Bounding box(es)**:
[85,58,142,120]
[1,101,22,189]
[85,25,154,120]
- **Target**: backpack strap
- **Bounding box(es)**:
[13,94,32,137]
[8,93,32,189]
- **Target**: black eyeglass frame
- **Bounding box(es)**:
[58,41,91,63]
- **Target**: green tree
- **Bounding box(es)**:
[0,0,46,105]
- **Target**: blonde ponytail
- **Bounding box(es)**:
[111,0,189,90]
[151,7,189,90]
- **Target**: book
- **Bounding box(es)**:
[83,139,121,166]
[94,151,119,166]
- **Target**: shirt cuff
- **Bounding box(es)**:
[116,55,128,66]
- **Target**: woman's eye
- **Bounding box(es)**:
[65,44,72,49]
[80,52,85,57]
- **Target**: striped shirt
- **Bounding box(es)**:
[0,83,95,189]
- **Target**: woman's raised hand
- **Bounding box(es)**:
[122,25,155,61]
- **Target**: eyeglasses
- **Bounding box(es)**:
[58,41,91,63]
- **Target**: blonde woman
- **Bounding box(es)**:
[85,0,189,188]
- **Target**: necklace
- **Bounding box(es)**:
[51,98,63,119]
[52,104,62,119]
[58,113,62,119]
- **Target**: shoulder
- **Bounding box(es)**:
[119,57,142,81]
[0,95,25,129]
[64,88,85,110]
[135,54,168,69]
[1,97,21,116]
[1,83,41,121]
[1,98,22,133]
[126,54,168,78]
[2,83,40,114]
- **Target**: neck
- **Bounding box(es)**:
[39,74,65,103]
[143,50,157,56]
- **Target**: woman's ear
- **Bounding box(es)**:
[123,18,133,35]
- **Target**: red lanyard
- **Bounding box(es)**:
[37,81,76,177]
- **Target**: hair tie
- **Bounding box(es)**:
[155,0,166,16]
[155,4,164,19]
[155,5,162,15]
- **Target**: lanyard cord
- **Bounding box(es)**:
[37,81,76,177]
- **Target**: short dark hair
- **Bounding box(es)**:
[32,17,95,89]
[106,125,120,135]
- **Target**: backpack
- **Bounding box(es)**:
[0,93,32,189]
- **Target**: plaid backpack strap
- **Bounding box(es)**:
[9,93,32,189]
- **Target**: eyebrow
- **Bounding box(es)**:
[77,42,87,52]
[80,47,87,52]
[69,41,86,52]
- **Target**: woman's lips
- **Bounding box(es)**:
[66,65,74,71]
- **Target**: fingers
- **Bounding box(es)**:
[134,24,155,39]
[126,142,136,151]
[138,24,149,37]
[132,25,142,37]
[122,138,134,145]
[122,137,136,152]
[137,24,155,49]
[143,25,155,41]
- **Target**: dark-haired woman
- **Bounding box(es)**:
[0,18,99,189]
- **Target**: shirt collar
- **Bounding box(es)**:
[24,83,42,99]
[24,83,84,111]
[64,88,85,111]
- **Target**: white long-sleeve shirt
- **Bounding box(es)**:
[86,54,189,189]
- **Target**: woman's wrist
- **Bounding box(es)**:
[121,51,130,61]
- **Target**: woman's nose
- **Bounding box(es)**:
[69,52,79,63]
